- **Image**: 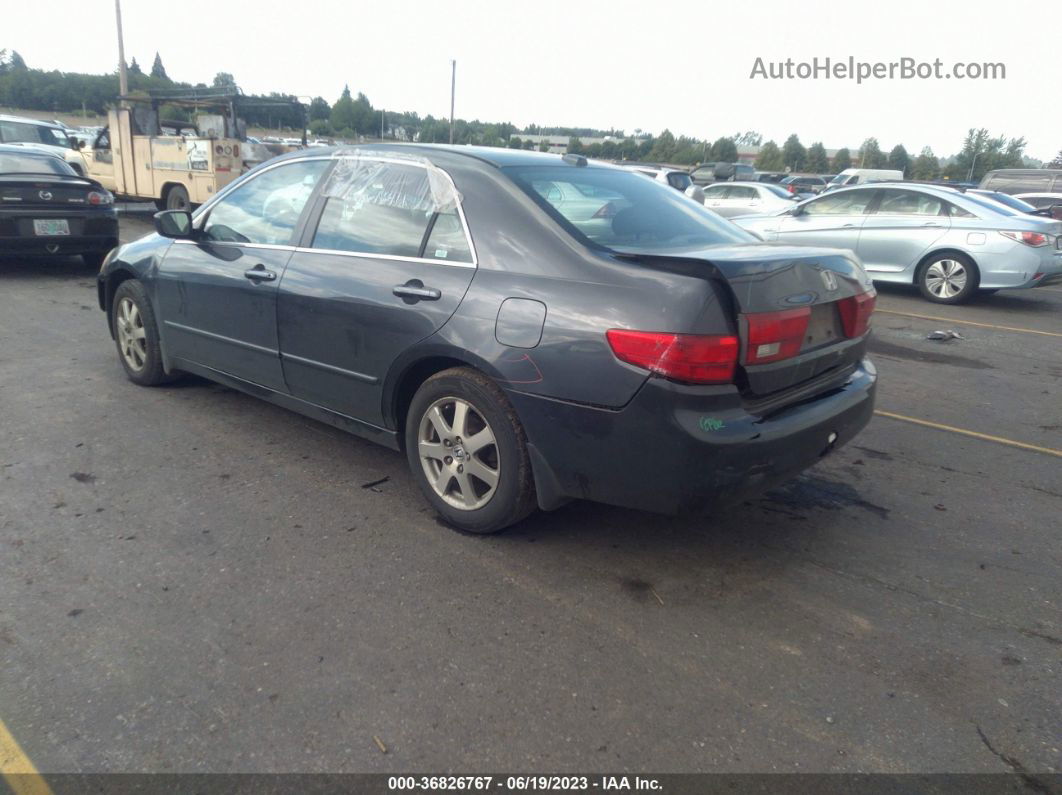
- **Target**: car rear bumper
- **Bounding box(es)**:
[0,234,119,257]
[508,359,877,515]
[0,210,118,257]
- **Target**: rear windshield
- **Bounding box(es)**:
[504,165,755,252]
[0,153,76,175]
[975,192,1035,212]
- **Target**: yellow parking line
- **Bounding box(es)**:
[875,309,1062,338]
[874,410,1062,458]
[0,718,52,795]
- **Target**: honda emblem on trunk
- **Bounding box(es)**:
[39,190,52,201]
[820,270,838,291]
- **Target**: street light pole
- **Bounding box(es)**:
[449,59,456,145]
[967,152,980,183]
[115,0,128,100]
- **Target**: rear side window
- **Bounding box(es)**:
[727,186,757,199]
[311,160,472,262]
[803,190,876,215]
[204,159,327,245]
[0,152,74,175]
[703,184,729,198]
[874,189,945,216]
[505,165,755,252]
[313,162,433,257]
[423,210,472,263]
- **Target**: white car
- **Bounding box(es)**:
[699,181,800,218]
[0,114,73,156]
[617,164,694,192]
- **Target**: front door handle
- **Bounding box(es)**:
[393,282,441,301]
[244,265,277,282]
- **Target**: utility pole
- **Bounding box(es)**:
[449,59,456,145]
[115,0,129,100]
[380,108,385,140]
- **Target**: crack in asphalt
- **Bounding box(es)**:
[975,725,1052,793]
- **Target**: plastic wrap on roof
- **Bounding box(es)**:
[325,149,462,213]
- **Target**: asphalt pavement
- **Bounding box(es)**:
[0,214,1059,776]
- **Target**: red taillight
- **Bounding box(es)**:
[1000,230,1049,247]
[743,307,810,364]
[838,291,876,338]
[606,330,739,384]
[786,184,797,193]
[87,190,112,206]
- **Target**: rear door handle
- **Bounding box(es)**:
[244,265,277,282]
[393,283,441,301]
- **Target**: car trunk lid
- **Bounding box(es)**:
[0,175,98,208]
[615,243,875,398]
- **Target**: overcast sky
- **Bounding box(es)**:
[8,0,1058,159]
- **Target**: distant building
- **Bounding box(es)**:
[516,133,629,154]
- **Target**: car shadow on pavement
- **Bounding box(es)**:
[0,255,99,277]
[873,281,1057,312]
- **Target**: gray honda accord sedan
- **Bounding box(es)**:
[98,145,877,533]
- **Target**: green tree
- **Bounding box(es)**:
[508,136,523,149]
[212,72,237,90]
[832,148,852,172]
[805,142,830,173]
[755,140,784,170]
[308,119,332,137]
[568,137,585,154]
[538,141,549,152]
[308,96,330,122]
[150,52,168,80]
[709,136,738,163]
[128,57,142,75]
[858,137,886,168]
[947,128,1026,181]
[1049,150,1062,168]
[330,85,356,133]
[782,134,806,171]
[648,129,677,162]
[910,146,941,180]
[887,144,910,176]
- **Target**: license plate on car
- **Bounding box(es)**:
[33,219,70,236]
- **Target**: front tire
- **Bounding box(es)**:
[111,280,175,386]
[917,253,979,304]
[405,367,536,534]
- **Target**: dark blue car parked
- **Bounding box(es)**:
[98,145,877,533]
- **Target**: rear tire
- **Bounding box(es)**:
[917,252,979,304]
[405,367,536,534]
[164,185,191,212]
[111,280,176,386]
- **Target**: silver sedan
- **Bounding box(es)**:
[733,184,1062,303]
[698,181,800,218]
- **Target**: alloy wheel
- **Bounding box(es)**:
[924,259,967,299]
[116,296,147,372]
[418,397,500,510]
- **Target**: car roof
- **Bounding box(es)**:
[0,114,65,130]
[272,143,646,172]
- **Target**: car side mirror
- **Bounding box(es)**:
[788,204,805,216]
[685,185,705,204]
[1052,204,1062,221]
[154,209,194,239]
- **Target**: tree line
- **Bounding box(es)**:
[1,50,1052,181]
